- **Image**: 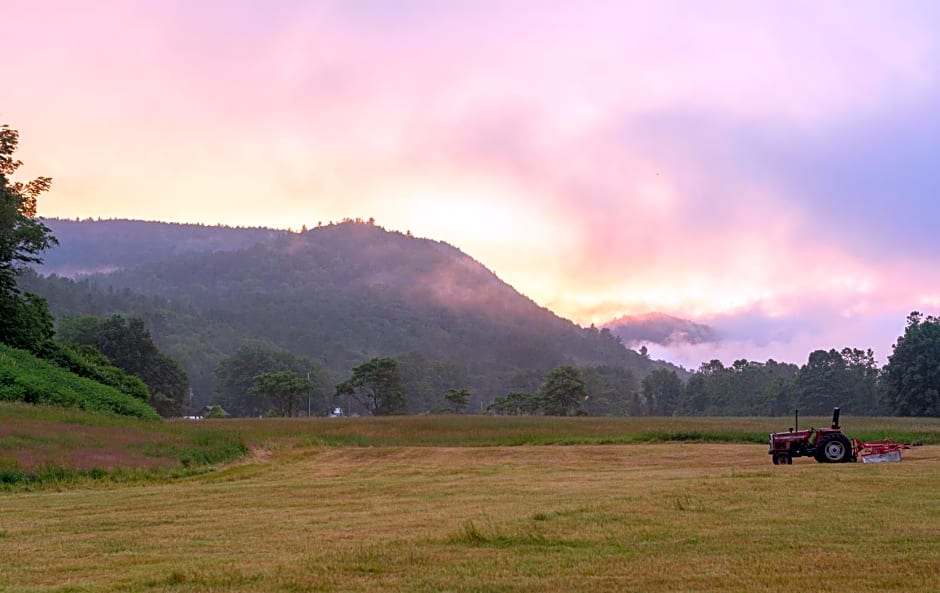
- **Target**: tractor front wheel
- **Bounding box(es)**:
[814,434,852,463]
[772,452,792,465]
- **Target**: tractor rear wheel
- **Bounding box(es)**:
[772,452,792,465]
[814,434,852,463]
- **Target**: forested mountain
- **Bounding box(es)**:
[36,218,285,276]
[604,312,718,346]
[23,220,682,413]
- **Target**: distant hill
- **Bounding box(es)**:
[603,312,718,346]
[23,220,687,413]
[36,218,285,277]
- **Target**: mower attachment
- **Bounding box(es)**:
[854,439,922,463]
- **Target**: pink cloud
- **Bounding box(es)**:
[6,0,940,366]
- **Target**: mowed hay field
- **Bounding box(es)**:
[1,413,939,592]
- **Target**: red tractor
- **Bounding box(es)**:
[768,407,855,465]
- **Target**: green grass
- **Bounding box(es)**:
[178,414,940,448]
[0,403,247,488]
[0,343,159,419]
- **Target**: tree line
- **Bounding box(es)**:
[206,316,940,418]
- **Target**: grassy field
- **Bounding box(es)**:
[2,407,940,592]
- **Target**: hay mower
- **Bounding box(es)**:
[768,407,922,465]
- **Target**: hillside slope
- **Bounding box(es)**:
[25,220,685,412]
[0,344,159,419]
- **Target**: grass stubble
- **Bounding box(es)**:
[1,405,939,592]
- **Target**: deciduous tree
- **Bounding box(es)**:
[248,370,311,417]
[539,365,585,416]
[881,312,940,416]
[444,387,470,414]
[59,315,189,416]
[641,369,683,416]
[1,123,56,296]
[336,357,407,415]
[0,123,57,350]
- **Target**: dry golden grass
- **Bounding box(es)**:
[2,441,938,592]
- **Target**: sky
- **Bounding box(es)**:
[5,0,940,367]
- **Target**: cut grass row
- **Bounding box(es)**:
[2,443,938,592]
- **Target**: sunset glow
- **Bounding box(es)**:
[7,0,940,365]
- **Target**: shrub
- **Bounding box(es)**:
[0,343,159,419]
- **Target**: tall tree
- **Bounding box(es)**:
[539,365,586,416]
[881,312,940,416]
[58,315,189,416]
[792,348,879,415]
[248,370,311,417]
[581,365,637,416]
[214,342,330,417]
[0,123,56,296]
[444,387,470,414]
[641,369,683,416]
[336,357,407,416]
[0,123,57,350]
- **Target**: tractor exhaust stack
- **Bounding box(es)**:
[831,407,841,430]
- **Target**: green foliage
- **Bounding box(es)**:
[214,343,330,417]
[58,315,189,416]
[881,312,940,416]
[0,291,54,351]
[398,352,469,414]
[580,365,637,416]
[0,123,57,298]
[641,369,683,415]
[35,339,150,401]
[486,391,540,415]
[677,359,799,417]
[0,123,57,353]
[24,220,683,413]
[204,404,227,418]
[0,343,160,418]
[539,366,586,416]
[793,348,881,415]
[336,357,407,416]
[248,370,311,418]
[153,430,249,468]
[443,387,470,414]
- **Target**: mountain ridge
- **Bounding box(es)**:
[24,219,688,413]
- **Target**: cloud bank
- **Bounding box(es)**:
[6,0,940,365]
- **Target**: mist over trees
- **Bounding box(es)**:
[20,219,680,413]
[3,126,939,418]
